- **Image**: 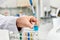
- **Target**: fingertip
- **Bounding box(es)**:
[34,19,37,22]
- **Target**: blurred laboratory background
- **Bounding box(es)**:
[0,0,60,40]
[0,0,60,17]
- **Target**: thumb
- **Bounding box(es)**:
[27,22,35,29]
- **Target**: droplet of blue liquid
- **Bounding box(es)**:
[33,25,38,31]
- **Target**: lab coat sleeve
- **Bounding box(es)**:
[0,14,18,33]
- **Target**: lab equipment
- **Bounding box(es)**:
[56,8,60,17]
[44,7,51,18]
[29,0,36,17]
[33,25,38,31]
[50,7,57,17]
[29,0,38,31]
[36,0,44,18]
[50,0,60,17]
[51,8,60,17]
[20,28,39,40]
[58,9,60,17]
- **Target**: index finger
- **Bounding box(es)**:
[29,16,37,22]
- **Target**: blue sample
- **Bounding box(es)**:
[28,32,30,36]
[16,14,19,17]
[29,0,33,5]
[28,38,30,40]
[33,25,38,31]
[29,0,39,31]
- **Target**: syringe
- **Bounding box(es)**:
[29,0,38,31]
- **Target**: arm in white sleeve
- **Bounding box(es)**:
[0,14,18,33]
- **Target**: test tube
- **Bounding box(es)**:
[29,0,38,31]
[28,38,30,40]
[30,38,33,40]
[30,32,32,37]
[28,32,30,37]
[20,32,22,36]
[20,37,22,40]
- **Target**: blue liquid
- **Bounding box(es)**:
[33,25,38,31]
[28,38,30,40]
[29,0,33,5]
[28,32,30,36]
